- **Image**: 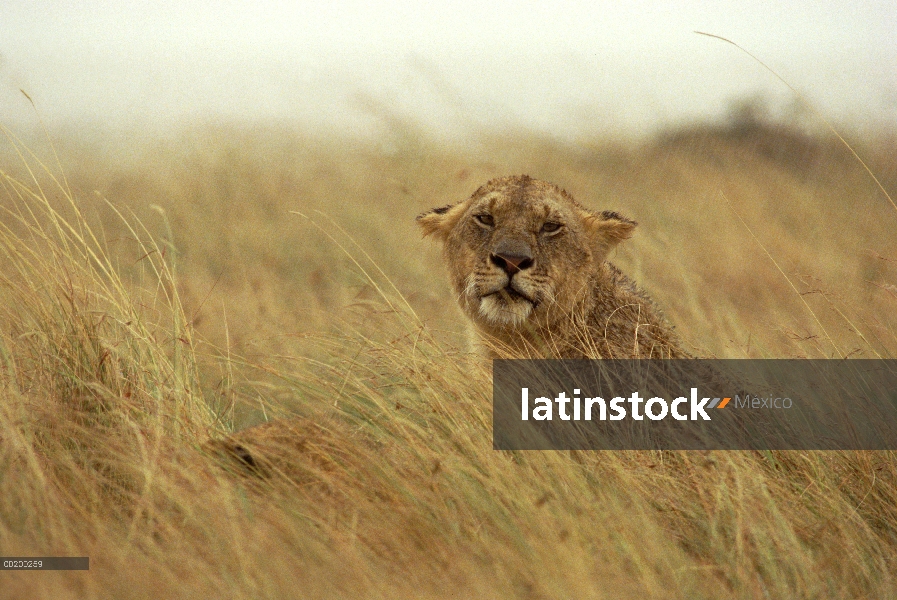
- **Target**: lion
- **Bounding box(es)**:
[417,175,691,359]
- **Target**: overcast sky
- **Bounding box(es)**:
[1,1,895,139]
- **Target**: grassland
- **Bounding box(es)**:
[1,112,896,598]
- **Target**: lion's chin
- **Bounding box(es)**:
[477,290,534,327]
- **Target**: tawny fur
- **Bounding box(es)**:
[418,175,691,359]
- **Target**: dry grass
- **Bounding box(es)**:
[1,112,897,598]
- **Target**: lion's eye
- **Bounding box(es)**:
[474,214,495,228]
[541,222,562,233]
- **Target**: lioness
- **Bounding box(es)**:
[418,175,691,359]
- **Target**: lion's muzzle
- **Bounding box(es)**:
[489,237,534,276]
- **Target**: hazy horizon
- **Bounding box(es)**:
[2,1,895,141]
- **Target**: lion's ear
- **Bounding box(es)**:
[416,202,468,242]
[578,209,637,260]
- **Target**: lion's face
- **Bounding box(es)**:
[418,175,636,330]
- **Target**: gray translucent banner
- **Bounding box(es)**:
[493,360,897,450]
[0,557,89,570]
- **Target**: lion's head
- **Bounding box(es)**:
[418,175,636,332]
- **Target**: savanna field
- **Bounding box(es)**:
[1,110,897,598]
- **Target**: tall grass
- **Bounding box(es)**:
[1,115,897,598]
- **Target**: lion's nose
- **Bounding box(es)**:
[490,252,534,276]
